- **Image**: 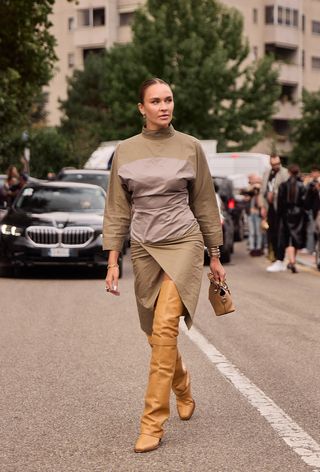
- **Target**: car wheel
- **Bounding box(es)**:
[220,249,231,264]
[234,216,245,242]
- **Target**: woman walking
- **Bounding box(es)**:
[103,78,225,453]
[277,164,307,273]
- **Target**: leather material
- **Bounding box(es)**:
[134,434,161,453]
[137,280,183,447]
[172,353,196,420]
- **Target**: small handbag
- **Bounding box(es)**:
[207,273,235,316]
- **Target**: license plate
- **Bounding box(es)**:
[49,248,70,257]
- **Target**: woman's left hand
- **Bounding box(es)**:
[209,257,226,283]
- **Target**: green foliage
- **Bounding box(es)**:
[61,0,280,152]
[29,128,74,178]
[290,90,320,171]
[0,0,57,161]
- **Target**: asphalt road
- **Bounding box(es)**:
[0,242,319,472]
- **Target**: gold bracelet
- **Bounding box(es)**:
[107,263,119,269]
[208,247,221,258]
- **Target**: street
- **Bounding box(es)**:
[1,242,319,472]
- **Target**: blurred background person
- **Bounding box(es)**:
[261,154,288,271]
[304,165,320,254]
[275,164,307,274]
[246,183,264,256]
[305,173,320,268]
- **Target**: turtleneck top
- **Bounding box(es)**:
[103,125,222,251]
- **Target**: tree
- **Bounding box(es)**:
[290,90,320,171]
[29,128,73,178]
[0,0,57,167]
[61,0,280,152]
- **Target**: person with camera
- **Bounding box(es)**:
[246,183,264,256]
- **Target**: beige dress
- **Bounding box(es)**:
[103,125,223,335]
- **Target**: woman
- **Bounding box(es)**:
[247,183,264,256]
[277,164,307,273]
[103,78,225,453]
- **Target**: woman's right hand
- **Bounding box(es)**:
[105,266,120,296]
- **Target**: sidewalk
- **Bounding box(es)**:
[296,250,318,270]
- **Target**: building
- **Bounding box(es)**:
[47,0,320,154]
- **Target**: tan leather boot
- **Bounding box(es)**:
[172,351,196,420]
[134,280,183,453]
[147,336,195,421]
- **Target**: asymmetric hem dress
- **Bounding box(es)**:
[103,125,223,335]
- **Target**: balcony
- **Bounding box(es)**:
[273,100,301,120]
[278,62,300,84]
[264,25,299,50]
[73,26,107,48]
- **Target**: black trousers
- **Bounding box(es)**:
[267,206,281,260]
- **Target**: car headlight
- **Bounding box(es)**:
[0,224,24,236]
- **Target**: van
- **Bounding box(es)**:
[205,152,270,182]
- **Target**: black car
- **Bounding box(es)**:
[0,181,122,276]
[205,193,234,264]
[56,169,110,191]
[213,176,246,241]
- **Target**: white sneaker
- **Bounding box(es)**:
[266,260,287,272]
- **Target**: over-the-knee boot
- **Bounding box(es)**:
[146,336,195,421]
[134,280,183,453]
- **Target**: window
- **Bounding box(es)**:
[253,8,258,24]
[68,53,75,68]
[77,8,105,27]
[312,56,320,69]
[78,9,90,27]
[265,5,274,24]
[302,50,305,68]
[302,14,305,31]
[93,8,105,26]
[253,46,258,60]
[312,21,320,34]
[68,17,75,31]
[278,6,283,25]
[119,12,134,26]
[293,10,298,27]
[83,48,105,62]
[285,8,291,25]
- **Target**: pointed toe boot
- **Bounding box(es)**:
[136,280,183,452]
[134,434,161,453]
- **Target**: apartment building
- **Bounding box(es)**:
[47,0,320,154]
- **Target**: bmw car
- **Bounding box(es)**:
[0,181,122,276]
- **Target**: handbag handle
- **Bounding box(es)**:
[207,273,230,292]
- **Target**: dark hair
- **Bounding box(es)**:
[311,165,320,172]
[139,78,171,103]
[270,153,280,160]
[288,163,300,176]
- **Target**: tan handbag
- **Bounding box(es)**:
[207,273,235,316]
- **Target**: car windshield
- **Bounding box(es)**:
[15,186,105,213]
[59,173,109,190]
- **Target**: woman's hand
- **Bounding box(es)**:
[105,251,121,296]
[105,266,120,295]
[209,257,226,283]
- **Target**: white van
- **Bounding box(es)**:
[84,141,119,170]
[205,152,270,183]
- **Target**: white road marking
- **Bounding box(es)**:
[182,324,320,469]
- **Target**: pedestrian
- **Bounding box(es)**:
[305,173,320,269]
[103,77,225,453]
[247,183,264,256]
[261,154,289,271]
[275,164,307,273]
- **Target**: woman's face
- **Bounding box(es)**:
[138,83,174,130]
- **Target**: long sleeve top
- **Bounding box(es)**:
[103,125,223,252]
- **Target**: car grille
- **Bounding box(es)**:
[26,226,95,248]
